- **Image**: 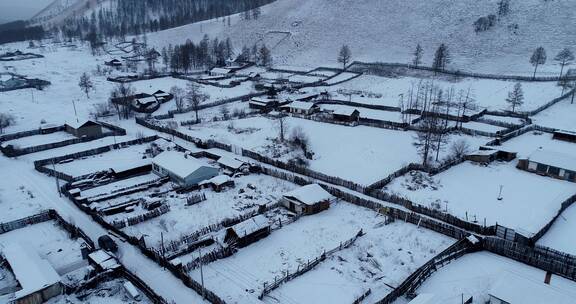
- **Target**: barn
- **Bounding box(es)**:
[517,150,576,182]
[224,215,271,248]
[488,272,574,304]
[281,101,319,115]
[2,243,63,304]
[65,120,103,138]
[281,184,333,215]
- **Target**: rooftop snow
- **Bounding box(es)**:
[2,243,61,300]
[65,119,98,130]
[527,150,576,172]
[153,151,214,180]
[283,184,332,206]
[217,156,245,170]
[282,101,316,111]
[489,272,575,304]
[229,214,269,237]
[136,96,158,105]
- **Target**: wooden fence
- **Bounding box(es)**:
[111,204,171,229]
[258,230,364,299]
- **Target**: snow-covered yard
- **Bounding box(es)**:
[385,161,576,236]
[500,131,576,159]
[179,116,489,185]
[320,104,404,123]
[537,203,576,256]
[395,252,576,304]
[1,131,76,149]
[533,97,576,132]
[48,278,153,304]
[189,202,453,304]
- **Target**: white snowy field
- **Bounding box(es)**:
[460,121,506,133]
[317,75,563,113]
[481,114,527,126]
[267,220,454,304]
[143,0,576,76]
[533,97,576,132]
[189,202,454,304]
[1,131,76,149]
[385,161,576,235]
[395,252,576,304]
[120,174,297,248]
[178,116,489,185]
[0,221,85,271]
[537,203,576,256]
[319,104,404,123]
[500,131,576,159]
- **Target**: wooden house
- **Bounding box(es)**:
[200,175,235,192]
[2,243,63,304]
[466,149,498,164]
[517,150,576,182]
[331,107,360,122]
[152,90,174,103]
[217,156,249,174]
[65,120,103,138]
[209,67,234,77]
[281,184,332,215]
[248,97,279,111]
[280,101,319,115]
[104,59,122,67]
[224,215,271,248]
[152,151,219,186]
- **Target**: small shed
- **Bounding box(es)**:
[152,151,219,186]
[88,250,121,271]
[153,90,174,103]
[553,130,576,143]
[281,184,332,215]
[135,94,158,107]
[249,97,279,111]
[104,59,122,67]
[331,107,360,122]
[488,272,575,304]
[2,243,63,304]
[281,101,319,115]
[224,215,271,248]
[517,150,576,182]
[480,146,517,162]
[65,120,103,138]
[466,149,498,164]
[217,156,249,174]
[200,175,235,192]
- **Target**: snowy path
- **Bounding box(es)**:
[0,156,209,304]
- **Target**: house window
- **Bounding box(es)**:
[548,166,560,176]
[565,171,576,181]
[536,163,547,173]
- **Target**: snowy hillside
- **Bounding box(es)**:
[147,0,576,74]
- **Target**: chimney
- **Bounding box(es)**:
[544,271,552,285]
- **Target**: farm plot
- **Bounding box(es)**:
[480,114,526,126]
[267,217,454,304]
[0,221,85,272]
[500,131,576,158]
[189,202,453,304]
[119,174,297,248]
[320,104,404,123]
[385,161,576,236]
[1,131,76,149]
[460,121,506,133]
[533,97,576,132]
[54,139,173,177]
[395,252,576,304]
[318,75,562,112]
[536,203,576,256]
[180,116,489,185]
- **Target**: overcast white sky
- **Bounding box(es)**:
[0,0,54,24]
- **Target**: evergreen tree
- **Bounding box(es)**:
[337,45,352,70]
[506,82,524,112]
[432,44,450,72]
[412,44,423,67]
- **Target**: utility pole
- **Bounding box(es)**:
[72,99,79,123]
[199,246,205,299]
[52,160,61,197]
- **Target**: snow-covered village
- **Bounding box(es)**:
[0,0,576,303]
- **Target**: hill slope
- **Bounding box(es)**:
[146,0,576,75]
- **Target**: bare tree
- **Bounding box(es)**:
[110,83,134,119]
[276,113,288,142]
[186,82,209,123]
[170,86,186,111]
[412,44,423,67]
[0,113,16,134]
[449,139,471,159]
[337,45,352,70]
[554,48,574,79]
[78,72,94,98]
[506,82,524,112]
[258,45,272,68]
[530,47,547,79]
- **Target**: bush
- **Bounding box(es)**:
[0,113,16,134]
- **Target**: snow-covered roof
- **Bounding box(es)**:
[282,101,317,111]
[467,149,498,156]
[136,96,158,105]
[207,175,232,186]
[250,97,276,105]
[2,243,61,300]
[153,151,214,180]
[229,215,269,237]
[528,150,576,172]
[407,294,437,304]
[489,272,576,304]
[217,156,245,170]
[210,67,233,74]
[88,250,121,270]
[332,107,359,116]
[283,184,333,206]
[65,119,99,130]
